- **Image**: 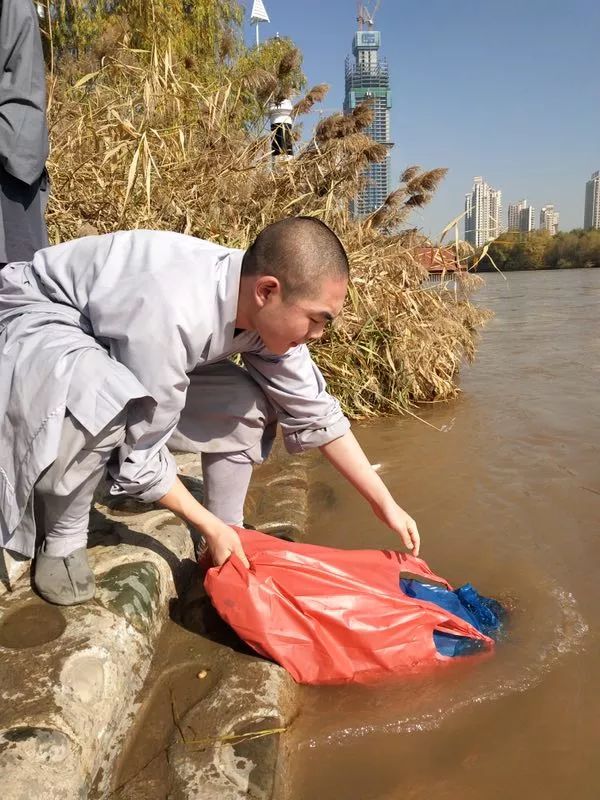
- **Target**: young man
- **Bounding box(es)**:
[0,0,50,267]
[0,217,419,605]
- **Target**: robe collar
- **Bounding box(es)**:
[208,247,261,360]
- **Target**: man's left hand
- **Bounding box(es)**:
[372,498,420,557]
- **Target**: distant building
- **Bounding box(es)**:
[416,245,465,274]
[508,200,526,231]
[521,204,535,233]
[345,30,392,217]
[584,171,600,230]
[464,177,502,247]
[508,199,534,233]
[416,245,467,287]
[540,205,559,236]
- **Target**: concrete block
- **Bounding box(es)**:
[0,513,196,799]
[167,660,297,800]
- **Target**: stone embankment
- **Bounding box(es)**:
[0,443,310,799]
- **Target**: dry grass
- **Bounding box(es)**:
[46,43,489,418]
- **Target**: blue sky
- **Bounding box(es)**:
[243,0,600,238]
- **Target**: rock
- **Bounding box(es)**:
[0,550,30,595]
[95,562,161,636]
[0,443,308,798]
[167,660,297,800]
[0,600,66,650]
[60,652,106,705]
[0,505,196,799]
[0,727,80,800]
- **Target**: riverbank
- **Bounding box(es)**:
[0,443,309,800]
[479,228,600,271]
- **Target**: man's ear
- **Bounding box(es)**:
[255,275,281,307]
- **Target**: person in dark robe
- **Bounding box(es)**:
[0,0,49,268]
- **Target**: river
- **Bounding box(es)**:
[287,269,600,799]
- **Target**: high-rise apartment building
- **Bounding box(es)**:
[584,171,600,230]
[508,200,526,231]
[345,30,392,217]
[508,199,534,233]
[464,177,502,247]
[521,204,534,233]
[540,205,559,236]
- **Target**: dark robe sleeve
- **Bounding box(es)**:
[0,0,48,185]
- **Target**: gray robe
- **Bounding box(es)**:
[0,230,350,557]
[0,0,49,262]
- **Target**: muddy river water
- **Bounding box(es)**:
[287,269,599,799]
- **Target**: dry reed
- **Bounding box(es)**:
[46,43,489,418]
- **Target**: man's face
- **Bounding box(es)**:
[253,275,347,356]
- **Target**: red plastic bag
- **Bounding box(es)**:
[204,528,494,685]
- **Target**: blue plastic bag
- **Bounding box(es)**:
[400,579,505,657]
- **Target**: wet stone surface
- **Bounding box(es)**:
[0,600,66,650]
[108,442,310,799]
[230,715,283,799]
[245,441,312,540]
[164,658,297,800]
[308,480,338,514]
[0,726,72,765]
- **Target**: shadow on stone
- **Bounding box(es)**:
[169,585,257,659]
[88,514,197,610]
[88,505,251,651]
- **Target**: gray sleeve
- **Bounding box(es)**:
[0,0,48,184]
[87,273,190,503]
[242,344,350,453]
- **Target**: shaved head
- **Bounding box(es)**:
[241,217,349,300]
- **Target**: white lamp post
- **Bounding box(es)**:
[250,0,270,48]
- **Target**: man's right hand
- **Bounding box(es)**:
[203,520,250,569]
[158,476,249,569]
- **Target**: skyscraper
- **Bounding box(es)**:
[344,29,392,217]
[508,199,534,233]
[540,205,559,236]
[521,204,534,233]
[584,171,600,230]
[508,200,526,231]
[464,177,502,247]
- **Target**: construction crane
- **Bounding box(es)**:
[356,0,381,30]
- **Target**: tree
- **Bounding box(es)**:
[544,229,600,269]
[43,0,244,76]
[478,228,600,271]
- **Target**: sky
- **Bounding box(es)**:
[243,0,600,238]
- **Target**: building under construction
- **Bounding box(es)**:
[344,7,392,218]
